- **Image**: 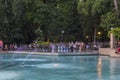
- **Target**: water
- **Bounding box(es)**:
[0,53,120,80]
[21,53,32,65]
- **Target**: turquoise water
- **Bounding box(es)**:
[0,53,120,80]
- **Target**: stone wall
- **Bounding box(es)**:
[99,48,116,56]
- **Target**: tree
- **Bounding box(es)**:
[78,0,116,42]
[108,27,120,41]
[33,0,64,42]
[55,0,83,41]
[0,0,119,44]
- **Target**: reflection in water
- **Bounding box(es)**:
[110,58,114,80]
[109,58,120,80]
[97,57,102,80]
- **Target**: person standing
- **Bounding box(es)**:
[0,40,3,50]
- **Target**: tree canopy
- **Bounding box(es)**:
[0,0,119,44]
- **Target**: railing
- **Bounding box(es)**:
[2,42,110,53]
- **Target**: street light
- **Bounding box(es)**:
[86,36,89,43]
[98,32,101,35]
[61,30,64,34]
[61,30,64,42]
[86,36,89,39]
[97,32,101,42]
[111,27,113,30]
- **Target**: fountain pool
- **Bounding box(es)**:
[0,53,120,80]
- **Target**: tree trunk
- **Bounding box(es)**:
[113,0,119,18]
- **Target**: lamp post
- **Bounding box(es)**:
[86,36,89,42]
[93,26,97,46]
[97,32,101,42]
[110,27,114,48]
[61,30,64,42]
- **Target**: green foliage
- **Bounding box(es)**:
[59,0,83,41]
[78,0,118,42]
[108,27,120,41]
[78,0,112,16]
[37,41,50,46]
[0,0,119,44]
[32,1,65,41]
[0,0,24,43]
[35,27,43,41]
[100,11,116,30]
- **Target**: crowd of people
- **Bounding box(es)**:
[0,41,103,52]
[49,42,86,53]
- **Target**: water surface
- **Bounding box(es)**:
[0,53,120,80]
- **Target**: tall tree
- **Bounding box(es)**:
[78,0,113,42]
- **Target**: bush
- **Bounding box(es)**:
[38,41,51,46]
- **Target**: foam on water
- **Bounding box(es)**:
[34,63,85,69]
[0,71,21,80]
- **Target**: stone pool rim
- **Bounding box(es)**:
[0,51,99,56]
